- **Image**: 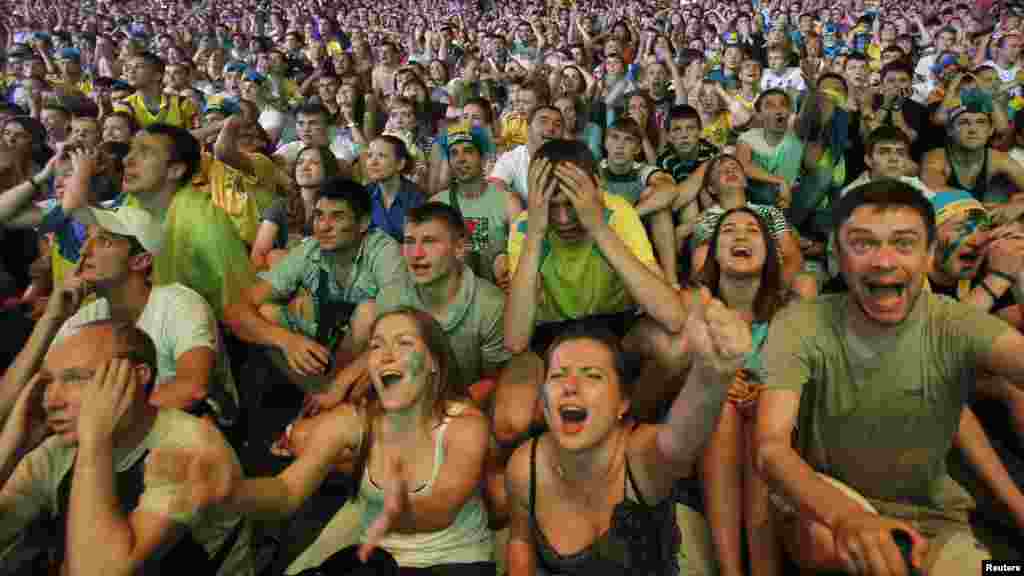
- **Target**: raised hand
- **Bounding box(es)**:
[553,161,604,233]
[44,258,94,322]
[76,358,140,445]
[145,445,240,516]
[0,373,49,455]
[685,295,752,379]
[526,158,556,241]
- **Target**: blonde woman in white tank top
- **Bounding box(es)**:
[147,307,495,575]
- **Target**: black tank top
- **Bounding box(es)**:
[528,437,679,576]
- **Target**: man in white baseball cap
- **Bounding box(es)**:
[44,204,241,430]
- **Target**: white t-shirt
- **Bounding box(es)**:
[488,145,532,202]
[761,68,806,93]
[54,284,239,413]
[982,60,1021,84]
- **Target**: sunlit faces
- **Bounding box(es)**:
[295,112,329,147]
[402,218,463,286]
[510,88,540,116]
[605,128,641,168]
[529,108,563,145]
[165,63,191,91]
[865,141,911,179]
[543,338,629,449]
[838,205,933,325]
[936,212,992,280]
[715,210,768,278]
[668,116,701,155]
[312,196,366,252]
[123,56,159,89]
[365,138,406,183]
[952,112,994,151]
[448,141,483,183]
[295,147,327,189]
[368,314,437,412]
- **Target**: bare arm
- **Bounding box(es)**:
[148,348,213,411]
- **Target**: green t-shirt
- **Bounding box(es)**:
[761,292,1010,510]
[437,185,509,285]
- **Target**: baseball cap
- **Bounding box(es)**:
[57,47,81,62]
[929,190,987,228]
[72,205,163,254]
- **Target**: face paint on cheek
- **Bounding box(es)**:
[407,349,426,380]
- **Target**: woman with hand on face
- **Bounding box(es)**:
[696,207,794,576]
[504,297,752,575]
[148,308,496,576]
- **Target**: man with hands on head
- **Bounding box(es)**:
[495,139,686,449]
[0,320,251,575]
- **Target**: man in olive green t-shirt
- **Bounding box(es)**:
[756,180,1024,575]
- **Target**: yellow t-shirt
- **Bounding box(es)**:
[197,153,282,245]
[118,92,197,129]
[507,192,659,323]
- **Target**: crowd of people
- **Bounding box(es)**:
[0,0,1023,574]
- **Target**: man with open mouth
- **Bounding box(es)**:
[757,179,1024,575]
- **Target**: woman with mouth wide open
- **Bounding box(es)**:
[147,307,496,575]
[696,207,796,576]
[502,296,752,575]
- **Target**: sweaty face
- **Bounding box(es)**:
[838,205,933,326]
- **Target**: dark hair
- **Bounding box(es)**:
[318,177,371,221]
[462,97,494,125]
[865,125,912,156]
[141,123,201,185]
[816,72,848,92]
[608,116,645,142]
[832,178,936,247]
[700,153,745,198]
[543,323,637,398]
[668,104,702,129]
[755,88,791,112]
[532,139,599,186]
[519,78,551,107]
[699,207,787,323]
[294,145,340,185]
[407,201,466,238]
[528,104,562,126]
[373,134,412,175]
[294,101,330,121]
[135,51,166,73]
[880,61,913,80]
[72,319,158,395]
[101,110,138,135]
